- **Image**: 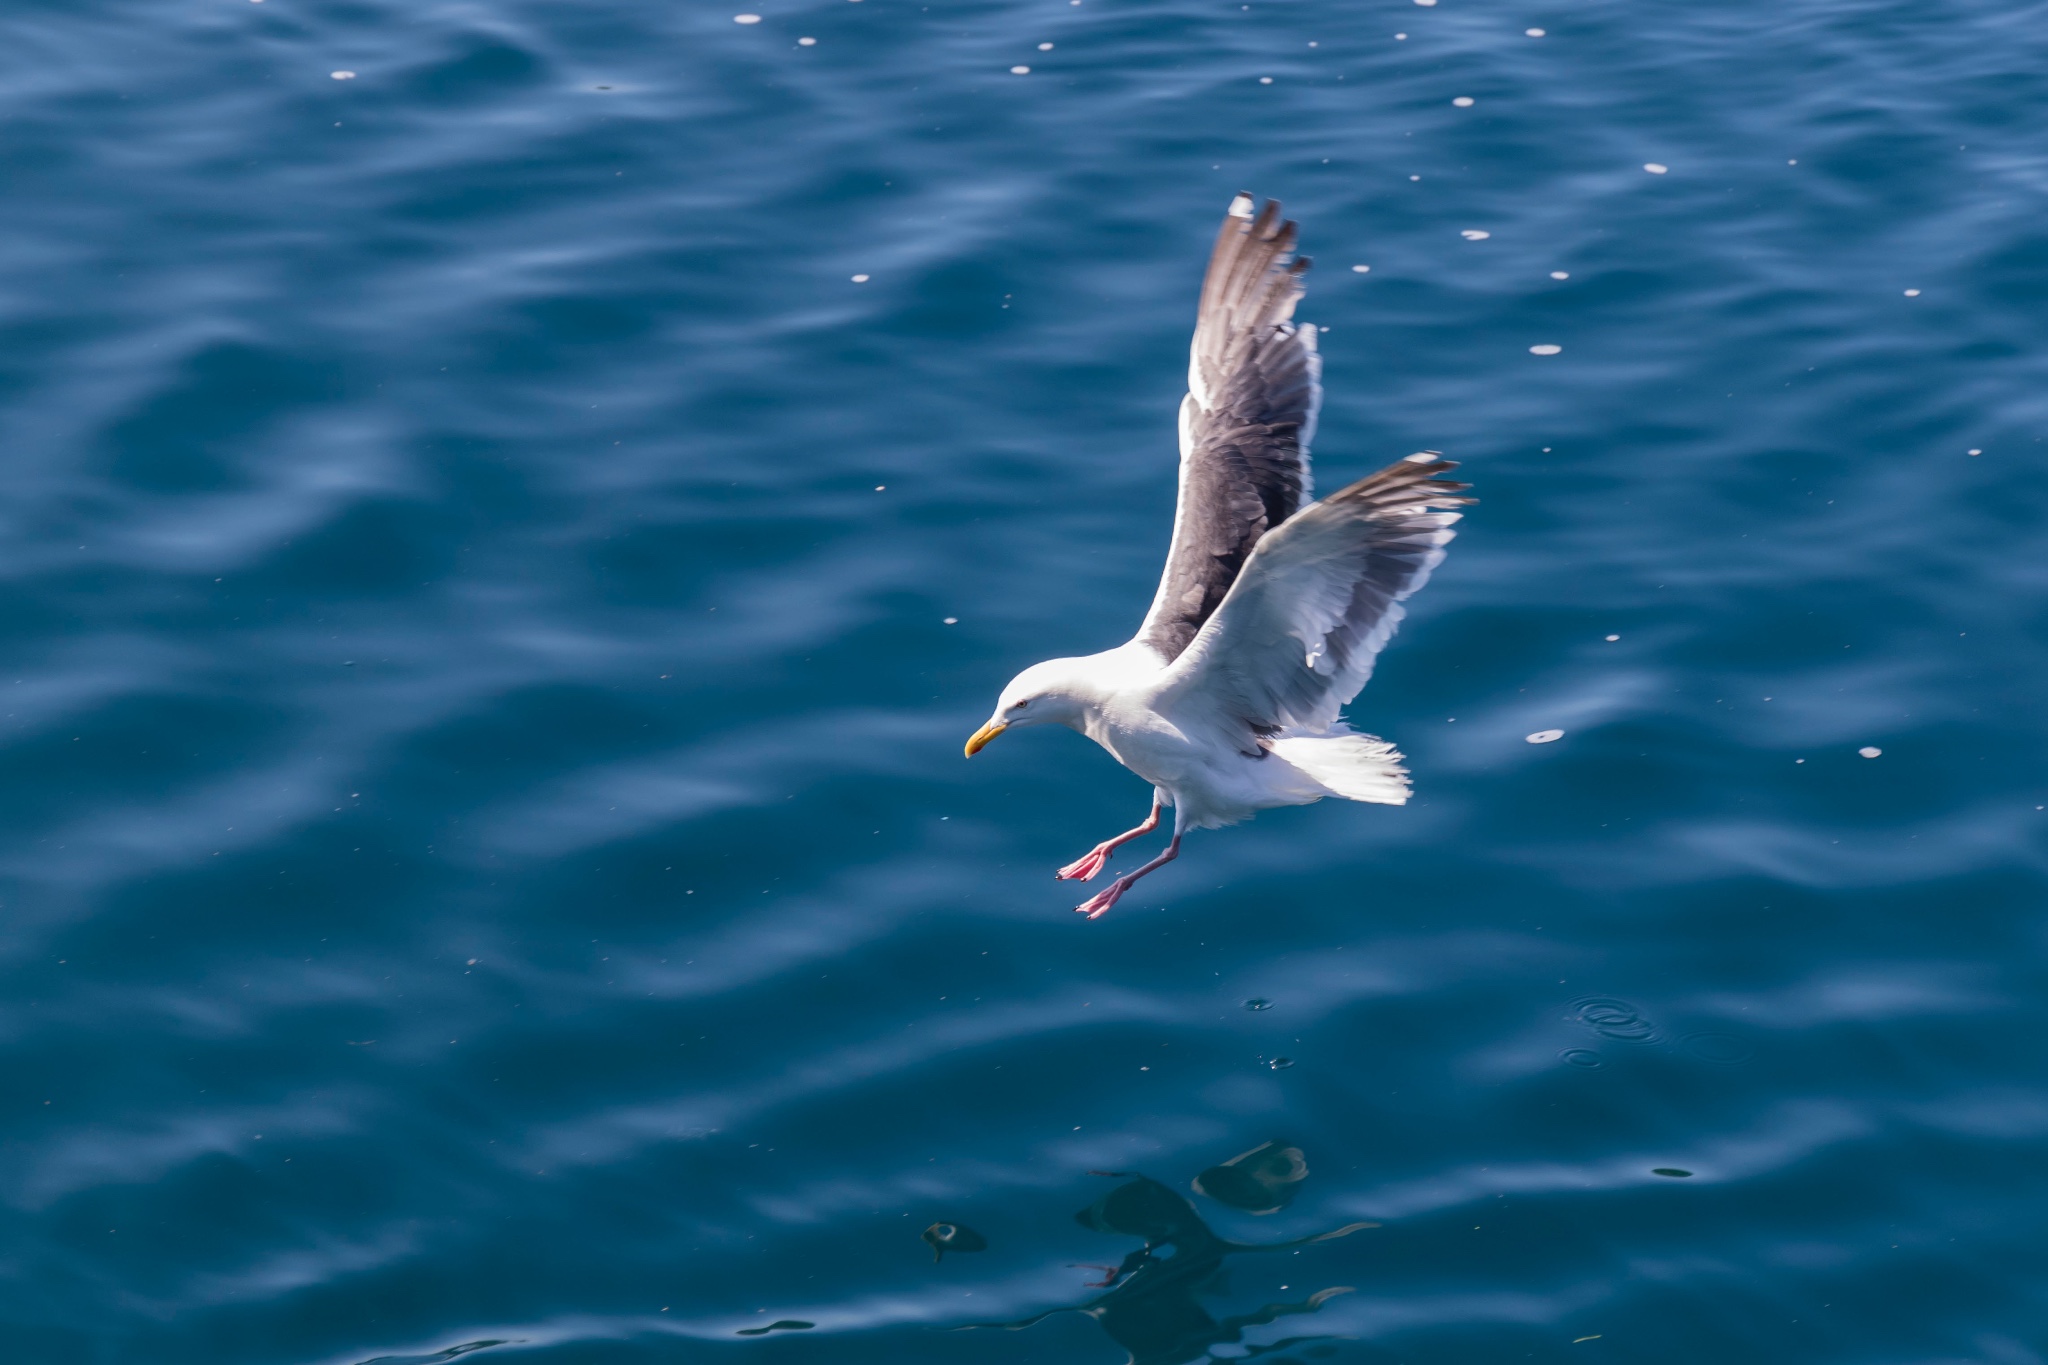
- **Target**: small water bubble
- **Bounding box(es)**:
[1038,41,1054,49]
[1550,270,1570,279]
[330,70,357,79]
[1525,26,1545,36]
[1903,289,1920,297]
[1968,448,1982,455]
[1526,728,1565,743]
[1603,634,1619,642]
[1351,264,1371,273]
[1268,1056,1295,1070]
[1644,162,1669,174]
[798,36,816,44]
[1858,746,1882,758]
[1529,344,1562,356]
[1243,997,1273,1011]
[1452,96,1474,106]
[1460,228,1491,240]
[1011,65,1032,74]
[733,13,762,22]
[850,274,870,282]
[1259,76,1274,84]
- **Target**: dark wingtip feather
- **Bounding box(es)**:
[1325,455,1477,509]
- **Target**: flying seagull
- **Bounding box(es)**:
[964,193,1473,918]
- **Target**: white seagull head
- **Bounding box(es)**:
[964,655,1115,756]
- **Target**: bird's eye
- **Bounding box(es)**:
[1012,698,1031,709]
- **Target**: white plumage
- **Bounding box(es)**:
[965,194,1472,918]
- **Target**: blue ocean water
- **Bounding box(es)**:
[3,0,2047,1360]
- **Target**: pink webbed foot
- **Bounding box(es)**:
[1075,877,1134,919]
[1056,845,1111,881]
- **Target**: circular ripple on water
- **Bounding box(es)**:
[1680,1031,1756,1064]
[1560,1048,1606,1069]
[1570,996,1659,1043]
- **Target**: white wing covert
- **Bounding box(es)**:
[1162,455,1472,736]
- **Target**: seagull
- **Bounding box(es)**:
[964,193,1473,918]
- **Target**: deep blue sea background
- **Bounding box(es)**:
[4,0,2048,1361]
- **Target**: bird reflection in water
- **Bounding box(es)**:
[956,1142,1374,1364]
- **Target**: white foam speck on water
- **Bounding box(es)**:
[1968,448,1982,455]
[798,36,816,45]
[1529,344,1562,355]
[1526,27,1545,36]
[330,70,357,79]
[1453,96,1474,106]
[1461,229,1490,240]
[1395,32,1408,39]
[733,13,761,22]
[1904,289,1921,297]
[943,618,958,625]
[850,274,869,282]
[1351,264,1370,273]
[1644,162,1669,174]
[1788,158,1798,164]
[1038,42,1054,50]
[1527,729,1565,744]
[1604,634,1620,642]
[1259,76,1274,84]
[1011,65,1031,74]
[1550,270,1570,279]
[1859,746,1882,758]
[1414,0,1437,6]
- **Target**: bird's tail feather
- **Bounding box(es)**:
[1268,730,1410,806]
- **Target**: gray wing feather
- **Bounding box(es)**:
[1163,456,1473,735]
[1133,194,1323,663]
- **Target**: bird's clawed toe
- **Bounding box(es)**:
[1056,847,1110,881]
[1075,880,1130,919]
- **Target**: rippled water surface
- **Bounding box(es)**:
[5,0,2048,1361]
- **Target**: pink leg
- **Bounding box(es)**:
[1056,796,1163,882]
[1074,833,1182,919]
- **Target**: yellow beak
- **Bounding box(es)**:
[964,720,1007,757]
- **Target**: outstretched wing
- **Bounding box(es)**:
[1132,193,1323,664]
[1161,455,1472,734]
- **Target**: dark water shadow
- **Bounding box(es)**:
[953,1143,1372,1365]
